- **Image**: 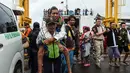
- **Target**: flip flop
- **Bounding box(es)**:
[84,63,90,67]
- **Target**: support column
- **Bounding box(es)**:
[114,0,118,27]
[105,0,109,27]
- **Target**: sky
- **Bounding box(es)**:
[29,0,130,24]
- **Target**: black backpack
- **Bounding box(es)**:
[28,28,40,49]
[65,25,75,48]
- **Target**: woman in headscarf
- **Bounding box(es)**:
[80,26,92,67]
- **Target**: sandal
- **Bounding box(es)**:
[123,61,129,65]
[84,63,90,67]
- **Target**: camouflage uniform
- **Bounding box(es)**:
[118,28,129,53]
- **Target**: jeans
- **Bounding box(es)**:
[61,50,74,73]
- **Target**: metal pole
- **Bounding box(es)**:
[24,0,29,17]
[110,0,113,17]
[105,0,109,27]
[19,0,23,27]
[66,0,68,15]
[105,0,108,18]
[114,0,118,25]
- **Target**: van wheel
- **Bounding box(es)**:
[14,63,22,73]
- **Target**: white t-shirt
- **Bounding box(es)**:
[36,21,66,44]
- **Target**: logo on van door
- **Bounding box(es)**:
[4,32,20,39]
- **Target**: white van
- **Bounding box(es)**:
[0,2,24,73]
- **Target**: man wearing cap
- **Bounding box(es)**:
[37,6,72,73]
[37,18,61,73]
[37,17,72,73]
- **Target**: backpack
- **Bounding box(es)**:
[41,31,60,59]
[65,25,75,40]
[28,28,40,50]
[92,25,104,34]
[65,25,75,48]
[43,41,60,59]
[48,43,60,59]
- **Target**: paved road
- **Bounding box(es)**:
[25,56,130,73]
[73,57,130,73]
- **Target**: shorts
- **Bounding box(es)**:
[108,47,120,58]
[118,46,129,54]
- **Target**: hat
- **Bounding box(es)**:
[46,17,58,25]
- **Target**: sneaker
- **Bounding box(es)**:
[84,63,90,67]
[100,57,104,61]
[109,62,114,66]
[100,55,104,61]
[115,63,120,67]
[78,61,83,64]
[123,61,129,66]
[96,63,101,68]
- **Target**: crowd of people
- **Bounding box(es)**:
[21,6,130,73]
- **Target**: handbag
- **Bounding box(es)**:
[23,41,29,48]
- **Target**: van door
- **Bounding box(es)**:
[0,3,23,73]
